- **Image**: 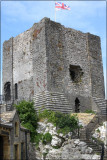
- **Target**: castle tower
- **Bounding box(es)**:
[2,18,105,113]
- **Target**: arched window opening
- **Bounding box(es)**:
[15,83,18,99]
[15,122,19,137]
[75,98,80,113]
[4,82,11,101]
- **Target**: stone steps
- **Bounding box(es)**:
[93,97,107,115]
[104,149,107,159]
[83,139,102,155]
[33,91,73,113]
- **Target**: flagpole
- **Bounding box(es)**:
[55,8,56,22]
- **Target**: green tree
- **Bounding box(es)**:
[14,100,38,142]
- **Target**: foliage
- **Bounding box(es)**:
[42,132,52,145]
[15,101,79,144]
[97,138,104,145]
[85,109,96,114]
[38,109,79,135]
[52,146,60,149]
[91,136,104,145]
[43,152,48,159]
[57,126,71,135]
[56,113,78,129]
[96,129,100,133]
[14,100,38,142]
[92,136,97,141]
[35,133,43,147]
[38,109,56,125]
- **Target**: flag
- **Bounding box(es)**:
[55,2,70,10]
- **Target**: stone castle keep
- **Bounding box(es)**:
[2,17,106,114]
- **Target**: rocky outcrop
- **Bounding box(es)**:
[29,120,101,160]
[51,135,63,147]
[46,139,100,160]
[92,121,107,147]
[36,138,100,160]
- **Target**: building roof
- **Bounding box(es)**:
[0,109,30,132]
[0,110,16,128]
[0,110,16,123]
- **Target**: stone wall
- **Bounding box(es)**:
[3,136,10,160]
[9,112,29,159]
[13,28,34,100]
[45,19,92,111]
[2,29,34,101]
[2,38,13,99]
[32,18,47,95]
[45,20,66,93]
[87,33,105,98]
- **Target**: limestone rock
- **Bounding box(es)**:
[46,149,61,159]
[92,154,100,159]
[51,135,62,147]
[37,122,46,133]
[92,121,107,146]
[59,133,63,137]
[74,139,80,145]
[44,127,49,134]
[48,129,57,135]
[86,147,93,154]
[80,146,87,154]
[47,123,54,128]
[44,144,52,150]
[79,141,87,147]
[81,154,93,159]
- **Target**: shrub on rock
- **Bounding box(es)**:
[42,132,52,145]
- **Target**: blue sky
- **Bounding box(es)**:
[1,0,106,98]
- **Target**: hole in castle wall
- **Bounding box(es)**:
[69,65,83,83]
[4,82,11,101]
[70,70,75,81]
[75,97,80,113]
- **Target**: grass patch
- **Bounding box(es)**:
[52,146,60,149]
[84,109,96,114]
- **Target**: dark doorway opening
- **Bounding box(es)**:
[21,143,24,160]
[14,144,18,160]
[4,82,11,101]
[0,136,3,160]
[75,98,80,113]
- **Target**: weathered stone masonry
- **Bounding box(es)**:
[2,17,105,113]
